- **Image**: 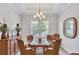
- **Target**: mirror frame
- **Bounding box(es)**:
[63,17,77,39]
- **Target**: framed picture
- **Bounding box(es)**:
[63,17,77,39]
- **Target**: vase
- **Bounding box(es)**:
[16,31,20,36]
[7,32,9,38]
[1,32,7,39]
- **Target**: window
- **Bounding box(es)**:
[31,20,49,36]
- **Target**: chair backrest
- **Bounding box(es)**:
[53,39,62,54]
[47,35,53,41]
[27,35,33,42]
[17,39,35,55]
[0,40,8,55]
[53,34,60,40]
[17,39,25,54]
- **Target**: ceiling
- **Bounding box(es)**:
[8,3,72,16]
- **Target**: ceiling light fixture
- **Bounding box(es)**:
[33,4,45,20]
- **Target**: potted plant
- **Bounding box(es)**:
[0,23,8,39]
[15,23,21,36]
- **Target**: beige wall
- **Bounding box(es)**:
[0,4,20,30]
[0,4,20,39]
[58,4,79,53]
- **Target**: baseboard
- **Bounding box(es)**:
[61,46,71,54]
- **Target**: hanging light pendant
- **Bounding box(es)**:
[33,4,45,20]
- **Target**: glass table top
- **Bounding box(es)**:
[30,39,51,45]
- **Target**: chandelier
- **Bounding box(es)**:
[33,4,45,20]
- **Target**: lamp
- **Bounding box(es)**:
[33,4,45,20]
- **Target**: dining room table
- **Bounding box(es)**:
[28,38,51,55]
[28,39,51,47]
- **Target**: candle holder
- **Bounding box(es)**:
[15,23,21,36]
[38,38,42,44]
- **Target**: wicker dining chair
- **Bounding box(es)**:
[53,34,60,40]
[44,39,62,55]
[27,35,33,42]
[17,39,35,55]
[47,35,53,42]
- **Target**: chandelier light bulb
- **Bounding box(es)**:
[33,15,36,18]
[40,11,43,15]
[42,15,45,18]
[36,13,39,16]
[37,14,40,17]
[40,17,42,20]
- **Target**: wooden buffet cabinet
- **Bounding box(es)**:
[0,39,19,55]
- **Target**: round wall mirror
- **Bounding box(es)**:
[63,17,77,39]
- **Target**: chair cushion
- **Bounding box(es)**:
[25,45,28,48]
[52,40,56,42]
[25,47,32,50]
[47,47,53,50]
